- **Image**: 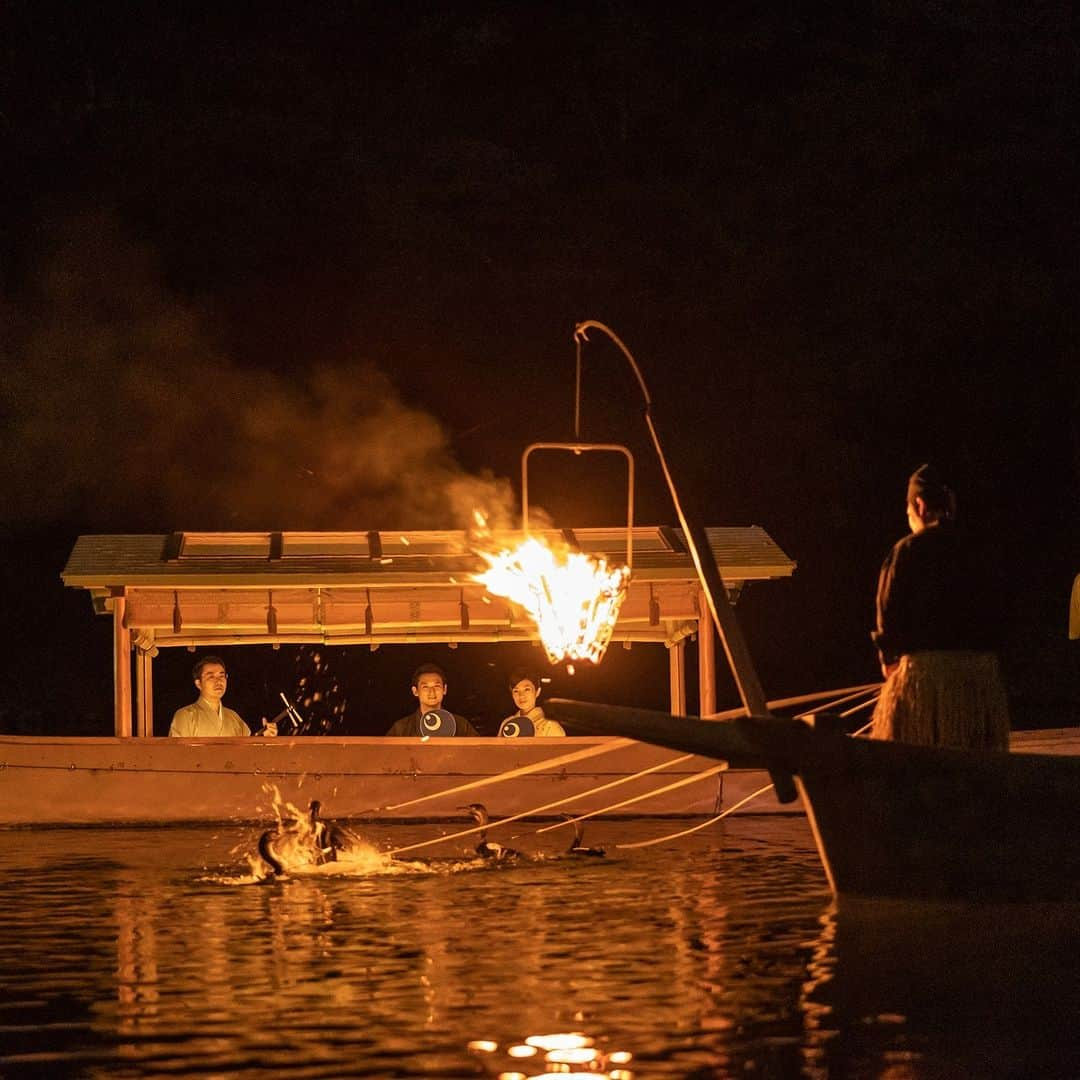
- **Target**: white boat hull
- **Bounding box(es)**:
[3,728,1068,829]
[0,735,792,827]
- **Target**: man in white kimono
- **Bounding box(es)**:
[169,656,276,737]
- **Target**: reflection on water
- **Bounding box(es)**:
[0,817,1078,1077]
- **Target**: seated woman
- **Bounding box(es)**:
[497,670,565,737]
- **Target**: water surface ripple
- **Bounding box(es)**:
[1,817,1078,1077]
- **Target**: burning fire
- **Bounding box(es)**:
[470,513,630,665]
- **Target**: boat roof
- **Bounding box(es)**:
[62,527,795,647]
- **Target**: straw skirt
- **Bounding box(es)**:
[872,651,1010,750]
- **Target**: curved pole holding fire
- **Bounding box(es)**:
[573,320,770,718]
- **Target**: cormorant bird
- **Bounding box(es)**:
[258,799,345,877]
[309,800,348,862]
[257,828,287,876]
[563,813,606,857]
[459,803,526,862]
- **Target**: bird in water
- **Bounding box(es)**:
[258,799,345,877]
[563,813,606,857]
[257,828,287,877]
[309,800,348,861]
[459,803,527,863]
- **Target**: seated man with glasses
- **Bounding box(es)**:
[169,655,277,737]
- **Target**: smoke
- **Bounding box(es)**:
[1,212,517,532]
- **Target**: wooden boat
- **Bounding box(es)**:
[547,698,1080,901]
[0,524,801,828]
[0,732,755,827]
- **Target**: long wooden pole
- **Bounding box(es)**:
[573,321,769,716]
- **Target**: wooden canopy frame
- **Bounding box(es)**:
[62,526,796,736]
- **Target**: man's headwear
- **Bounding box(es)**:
[907,463,955,515]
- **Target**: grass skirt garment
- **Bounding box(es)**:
[872,651,1010,750]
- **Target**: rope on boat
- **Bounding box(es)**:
[837,696,879,721]
[522,690,882,842]
[380,737,637,811]
[387,690,883,855]
[613,782,778,849]
[384,761,725,857]
[791,683,882,719]
[507,762,731,841]
[703,682,881,721]
[605,711,881,851]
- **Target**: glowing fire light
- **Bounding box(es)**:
[471,520,630,666]
[524,1033,594,1051]
[507,1044,539,1058]
[546,1046,600,1065]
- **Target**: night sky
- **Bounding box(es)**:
[2,3,1077,734]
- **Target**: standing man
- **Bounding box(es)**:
[871,464,1009,749]
[385,663,479,736]
[169,655,277,737]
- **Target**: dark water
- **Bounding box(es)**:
[1,815,1078,1078]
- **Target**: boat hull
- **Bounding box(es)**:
[0,735,784,827]
[798,735,1080,901]
[548,698,1080,901]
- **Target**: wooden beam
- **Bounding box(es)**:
[658,525,685,552]
[123,581,702,632]
[162,532,184,562]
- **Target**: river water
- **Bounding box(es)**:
[1,814,1077,1078]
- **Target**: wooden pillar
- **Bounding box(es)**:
[680,519,768,716]
[668,638,687,716]
[135,647,154,737]
[113,595,133,737]
[698,614,716,717]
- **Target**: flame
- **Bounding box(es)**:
[471,518,630,666]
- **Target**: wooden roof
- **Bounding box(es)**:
[63,526,794,586]
[62,527,795,647]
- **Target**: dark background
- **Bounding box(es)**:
[2,3,1077,735]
